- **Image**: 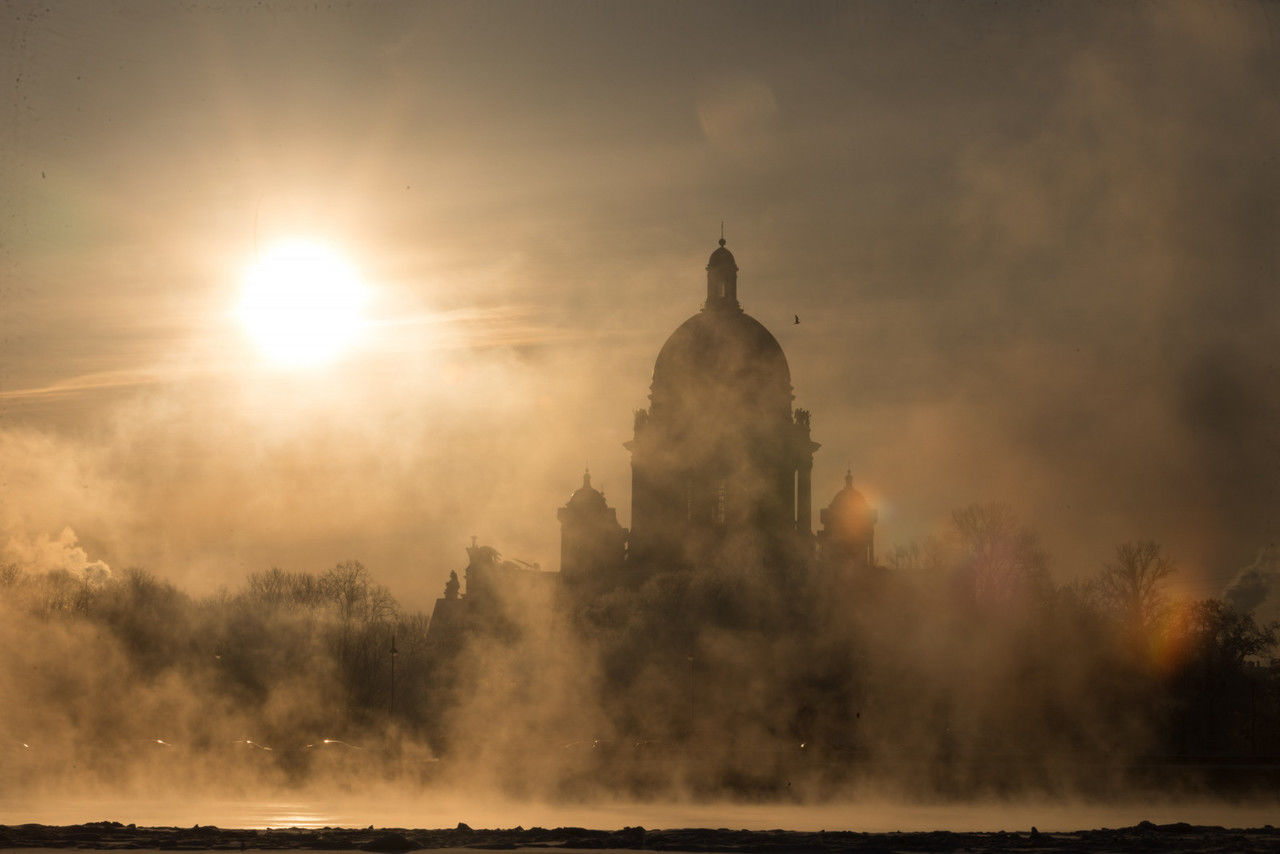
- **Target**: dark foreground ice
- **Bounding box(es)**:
[3,821,1280,852]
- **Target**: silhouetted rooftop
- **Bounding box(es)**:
[706,237,738,272]
[566,470,608,509]
[652,306,791,398]
[827,470,869,515]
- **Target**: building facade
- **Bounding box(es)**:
[623,238,820,572]
[433,238,878,628]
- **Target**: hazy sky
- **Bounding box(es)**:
[2,0,1278,608]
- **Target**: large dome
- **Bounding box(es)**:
[652,307,791,395]
[648,239,792,418]
[626,238,818,559]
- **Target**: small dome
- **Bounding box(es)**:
[823,471,874,540]
[707,238,738,272]
[566,470,607,509]
[828,471,868,513]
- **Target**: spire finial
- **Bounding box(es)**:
[582,468,592,489]
[719,221,726,247]
[845,468,853,488]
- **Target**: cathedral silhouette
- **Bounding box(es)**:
[431,239,878,629]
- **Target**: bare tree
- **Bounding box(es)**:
[246,567,290,607]
[1098,540,1176,633]
[884,535,949,576]
[321,560,370,624]
[950,502,1049,605]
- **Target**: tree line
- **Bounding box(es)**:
[2,504,1278,797]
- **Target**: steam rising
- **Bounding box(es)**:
[3,0,1280,821]
[1225,546,1280,623]
[2,510,1276,804]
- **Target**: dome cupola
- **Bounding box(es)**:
[706,237,739,308]
[819,470,877,565]
[558,469,625,581]
[650,238,791,420]
[566,469,607,510]
[627,236,818,567]
[828,470,869,516]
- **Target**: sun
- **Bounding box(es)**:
[237,239,368,368]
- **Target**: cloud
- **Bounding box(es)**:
[2,527,110,581]
[1224,545,1280,622]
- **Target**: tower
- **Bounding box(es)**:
[557,470,626,582]
[818,470,877,566]
[626,239,819,569]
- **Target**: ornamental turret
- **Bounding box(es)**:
[557,470,626,581]
[818,470,877,566]
[705,237,739,308]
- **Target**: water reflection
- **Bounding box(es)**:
[252,807,333,829]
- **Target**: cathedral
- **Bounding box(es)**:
[432,238,879,625]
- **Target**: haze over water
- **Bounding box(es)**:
[4,795,1280,834]
[4,0,1280,836]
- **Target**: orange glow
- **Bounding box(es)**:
[237,240,368,368]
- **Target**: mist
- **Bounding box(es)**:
[3,0,1280,831]
[4,1,1280,598]
[3,513,1277,811]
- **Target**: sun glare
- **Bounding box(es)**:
[238,240,368,367]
